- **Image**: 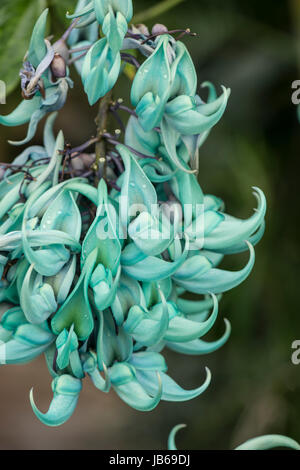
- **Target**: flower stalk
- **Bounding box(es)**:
[94,89,113,183]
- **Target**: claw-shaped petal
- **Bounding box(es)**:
[163,294,219,343]
[136,366,211,402]
[30,374,82,426]
[167,318,231,355]
[235,435,300,450]
[20,264,57,324]
[122,236,189,282]
[0,322,55,364]
[109,362,162,411]
[203,188,266,253]
[173,242,255,294]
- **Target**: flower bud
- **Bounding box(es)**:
[54,39,70,62]
[135,23,150,36]
[50,53,67,78]
[152,24,168,35]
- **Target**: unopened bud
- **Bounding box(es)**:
[53,39,70,62]
[50,53,67,78]
[152,24,168,36]
[135,24,150,36]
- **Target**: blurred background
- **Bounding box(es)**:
[0,0,300,450]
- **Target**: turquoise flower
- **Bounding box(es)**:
[0,306,55,364]
[67,0,99,48]
[81,37,121,105]
[131,34,228,134]
[67,0,133,53]
[168,424,300,450]
[125,87,229,173]
[0,0,267,430]
[72,0,134,105]
[30,374,82,427]
[0,123,266,425]
[129,34,229,173]
[0,10,72,146]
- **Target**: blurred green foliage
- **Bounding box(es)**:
[0,0,300,450]
[0,0,46,94]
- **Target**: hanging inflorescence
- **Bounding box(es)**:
[0,0,266,426]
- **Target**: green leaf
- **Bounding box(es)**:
[0,0,48,95]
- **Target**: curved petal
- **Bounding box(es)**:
[168,424,187,450]
[83,351,111,392]
[91,264,121,310]
[128,211,174,257]
[176,295,218,315]
[136,367,211,402]
[167,318,231,355]
[94,0,133,23]
[67,1,94,19]
[55,325,78,370]
[161,117,196,174]
[0,95,41,127]
[140,159,175,183]
[82,38,121,104]
[47,255,77,305]
[219,220,265,255]
[125,115,160,158]
[131,49,172,129]
[0,178,24,221]
[43,112,58,156]
[111,274,146,325]
[169,41,197,97]
[96,310,133,369]
[120,242,147,266]
[0,306,27,335]
[235,435,300,451]
[203,188,266,252]
[0,230,81,253]
[27,178,97,217]
[9,84,69,147]
[124,297,169,347]
[102,8,128,53]
[109,362,162,411]
[174,242,255,294]
[1,323,54,364]
[164,87,229,136]
[20,264,57,324]
[172,255,212,281]
[164,294,219,342]
[122,235,189,282]
[30,374,82,426]
[129,351,168,372]
[40,190,82,240]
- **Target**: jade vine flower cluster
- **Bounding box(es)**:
[0,1,266,427]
